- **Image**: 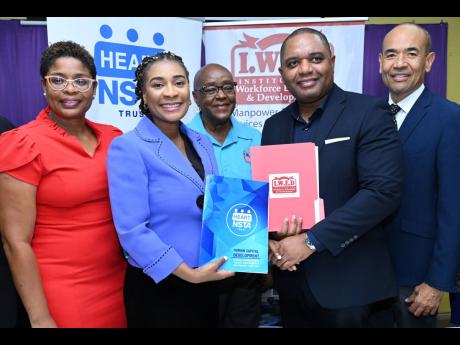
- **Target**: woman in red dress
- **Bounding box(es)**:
[0,41,127,328]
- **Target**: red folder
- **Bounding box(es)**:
[251,142,324,232]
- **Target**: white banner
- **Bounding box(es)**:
[203,19,366,131]
[47,17,203,132]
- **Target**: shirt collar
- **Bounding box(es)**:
[388,84,425,114]
[191,112,253,146]
[229,116,254,140]
[290,93,329,123]
[189,112,207,133]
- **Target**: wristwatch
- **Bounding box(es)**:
[305,233,317,251]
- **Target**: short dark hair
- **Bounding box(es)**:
[40,41,96,78]
[134,51,189,117]
[280,27,332,64]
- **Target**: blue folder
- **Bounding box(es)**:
[199,175,269,273]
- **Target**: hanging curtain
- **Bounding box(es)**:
[0,20,48,127]
[362,23,447,99]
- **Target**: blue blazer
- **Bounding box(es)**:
[384,87,460,293]
[262,84,403,308]
[107,117,218,283]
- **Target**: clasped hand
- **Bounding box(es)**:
[268,215,313,271]
[405,282,443,317]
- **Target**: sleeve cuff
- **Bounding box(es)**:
[143,246,184,283]
[307,232,325,252]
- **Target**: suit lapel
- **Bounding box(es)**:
[182,124,218,181]
[135,118,205,192]
[312,84,346,153]
[398,88,432,145]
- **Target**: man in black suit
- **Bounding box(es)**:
[264,28,403,327]
[0,116,17,327]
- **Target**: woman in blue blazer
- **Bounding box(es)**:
[107,52,234,328]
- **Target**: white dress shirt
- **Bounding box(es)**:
[388,84,425,130]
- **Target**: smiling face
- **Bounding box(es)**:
[379,24,435,103]
[42,57,97,120]
[192,64,236,125]
[279,32,335,106]
[142,60,190,126]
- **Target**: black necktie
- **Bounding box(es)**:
[389,103,401,115]
[389,103,400,126]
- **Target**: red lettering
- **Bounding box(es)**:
[239,52,249,73]
[255,51,280,73]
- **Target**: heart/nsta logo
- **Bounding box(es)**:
[226,204,258,237]
[94,24,165,106]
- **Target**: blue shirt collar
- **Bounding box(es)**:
[190,112,253,147]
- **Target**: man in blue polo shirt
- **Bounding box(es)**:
[189,64,261,179]
[189,63,262,328]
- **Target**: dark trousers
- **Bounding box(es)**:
[450,293,460,326]
[124,265,219,328]
[219,273,261,328]
[275,270,394,328]
[392,287,437,328]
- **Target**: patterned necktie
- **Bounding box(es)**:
[389,103,401,115]
[389,103,401,127]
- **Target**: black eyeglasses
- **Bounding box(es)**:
[195,82,237,97]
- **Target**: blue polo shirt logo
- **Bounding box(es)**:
[243,149,251,163]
